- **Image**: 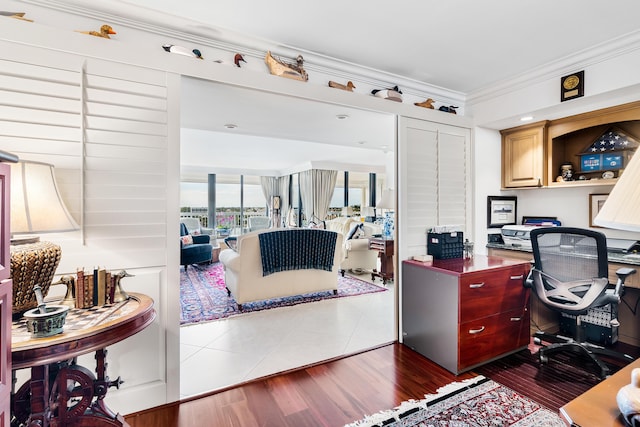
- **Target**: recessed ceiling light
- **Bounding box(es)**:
[520,116,533,122]
[336,114,349,120]
[224,123,238,129]
[380,145,388,149]
[357,141,366,145]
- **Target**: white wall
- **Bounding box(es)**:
[469,35,640,249]
[472,127,503,254]
[472,123,640,251]
[0,2,472,416]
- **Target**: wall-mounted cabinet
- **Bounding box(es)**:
[501,101,640,189]
[501,121,548,188]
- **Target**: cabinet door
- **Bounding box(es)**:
[398,117,471,260]
[501,122,547,188]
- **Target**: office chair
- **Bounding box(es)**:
[526,227,636,378]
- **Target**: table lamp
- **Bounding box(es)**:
[271,195,281,228]
[594,149,640,424]
[594,149,640,231]
[10,160,79,314]
[362,206,375,222]
[377,188,395,238]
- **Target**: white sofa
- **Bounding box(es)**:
[325,217,380,275]
[219,228,343,308]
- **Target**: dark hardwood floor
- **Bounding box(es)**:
[125,341,638,426]
[124,343,475,427]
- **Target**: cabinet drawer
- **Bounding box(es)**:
[459,265,527,323]
[458,308,530,371]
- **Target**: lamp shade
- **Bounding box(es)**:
[341,206,354,216]
[594,149,640,231]
[376,188,395,210]
[10,160,79,234]
[362,206,375,217]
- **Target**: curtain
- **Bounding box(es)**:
[260,176,290,227]
[299,169,338,223]
[278,176,290,227]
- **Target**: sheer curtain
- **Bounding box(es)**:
[299,169,337,224]
[260,176,290,227]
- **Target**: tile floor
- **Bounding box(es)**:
[179,273,396,398]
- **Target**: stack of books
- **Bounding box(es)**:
[75,268,117,309]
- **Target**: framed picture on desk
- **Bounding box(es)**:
[487,196,517,228]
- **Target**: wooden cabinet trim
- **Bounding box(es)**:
[501,101,640,188]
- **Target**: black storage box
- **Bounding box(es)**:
[427,232,463,259]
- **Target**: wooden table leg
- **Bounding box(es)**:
[27,364,51,427]
[51,350,128,427]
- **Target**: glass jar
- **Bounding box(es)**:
[560,162,574,181]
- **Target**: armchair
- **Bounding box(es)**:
[526,227,636,378]
[325,217,379,275]
[180,222,213,270]
[180,217,216,237]
[248,216,270,232]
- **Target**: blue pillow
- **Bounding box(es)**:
[347,223,364,240]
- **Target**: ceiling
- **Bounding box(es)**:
[109,0,640,177]
[179,78,395,178]
[119,0,640,94]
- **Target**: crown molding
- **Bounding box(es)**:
[467,29,640,106]
[21,0,466,106]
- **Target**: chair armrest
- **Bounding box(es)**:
[192,234,211,244]
[345,239,370,251]
[219,249,240,271]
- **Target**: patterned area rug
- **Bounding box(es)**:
[180,262,387,325]
[345,376,563,427]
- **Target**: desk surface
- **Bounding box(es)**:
[404,254,529,276]
[12,293,155,370]
[560,358,639,426]
[487,242,640,266]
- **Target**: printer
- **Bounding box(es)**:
[501,224,559,248]
[501,225,538,248]
[501,218,561,249]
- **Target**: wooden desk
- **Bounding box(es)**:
[488,246,640,347]
[560,358,640,426]
[11,293,156,427]
[369,237,394,284]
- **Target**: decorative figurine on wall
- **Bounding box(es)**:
[265,51,308,81]
[0,11,33,21]
[438,105,458,114]
[162,44,203,59]
[234,53,246,67]
[328,81,356,92]
[77,24,117,39]
[414,98,435,109]
[371,85,402,102]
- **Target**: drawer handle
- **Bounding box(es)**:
[469,283,485,288]
[510,275,524,280]
[510,317,522,322]
[468,326,485,334]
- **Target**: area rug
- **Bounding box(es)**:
[345,375,564,427]
[180,262,387,325]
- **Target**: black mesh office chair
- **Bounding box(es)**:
[526,227,637,378]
